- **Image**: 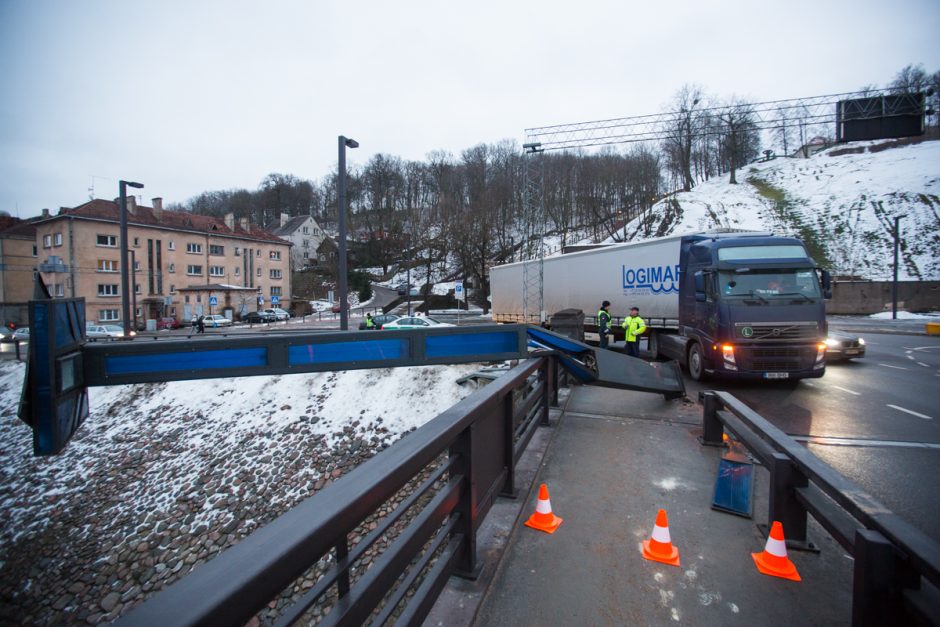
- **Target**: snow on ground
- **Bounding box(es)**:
[614,139,940,280]
[0,358,481,560]
[869,310,940,320]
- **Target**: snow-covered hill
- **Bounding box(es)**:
[615,139,940,280]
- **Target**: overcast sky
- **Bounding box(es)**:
[1,0,937,218]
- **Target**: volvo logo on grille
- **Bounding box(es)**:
[772,328,781,336]
[741,327,753,337]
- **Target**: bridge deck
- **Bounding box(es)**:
[469,386,852,626]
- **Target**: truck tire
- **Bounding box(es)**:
[688,342,707,381]
[648,331,660,360]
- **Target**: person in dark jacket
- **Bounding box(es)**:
[196,315,206,334]
[597,300,612,349]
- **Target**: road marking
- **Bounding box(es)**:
[918,362,931,368]
[793,435,940,449]
[887,404,933,420]
[906,354,916,360]
[831,385,861,396]
[878,363,908,370]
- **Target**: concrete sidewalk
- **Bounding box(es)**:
[474,386,853,626]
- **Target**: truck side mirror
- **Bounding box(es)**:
[821,270,832,300]
[694,271,706,302]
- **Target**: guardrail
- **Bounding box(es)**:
[118,356,563,626]
[700,391,940,626]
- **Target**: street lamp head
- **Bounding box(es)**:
[121,180,144,189]
[344,138,359,149]
[523,142,542,154]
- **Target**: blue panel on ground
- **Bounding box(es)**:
[105,348,268,375]
[288,339,407,365]
[711,458,754,518]
[425,332,518,358]
[526,327,590,354]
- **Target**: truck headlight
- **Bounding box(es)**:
[824,338,839,347]
[722,344,737,371]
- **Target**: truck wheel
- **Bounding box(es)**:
[648,331,660,360]
[688,342,707,381]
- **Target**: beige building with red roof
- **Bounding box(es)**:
[32,197,292,326]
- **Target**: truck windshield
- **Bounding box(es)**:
[719,270,820,300]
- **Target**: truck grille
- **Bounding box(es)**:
[735,322,819,341]
[751,347,802,358]
[739,346,814,372]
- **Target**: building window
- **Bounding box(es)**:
[43,234,52,248]
[196,295,202,303]
[54,233,63,246]
[270,269,282,279]
[53,284,64,297]
[235,246,241,256]
[302,226,309,234]
[135,283,141,295]
[168,263,175,273]
[302,239,309,247]
[100,309,119,321]
[256,267,262,277]
[269,250,281,261]
[271,286,282,297]
[97,284,119,297]
[209,244,224,255]
[170,284,176,293]
[187,242,202,254]
[187,265,203,276]
[97,234,117,247]
[234,267,240,277]
[97,259,118,273]
[303,252,309,259]
[314,228,320,235]
[134,261,141,271]
[168,240,175,250]
[184,295,190,303]
[209,266,225,277]
[32,245,37,257]
[170,306,176,316]
[256,249,261,257]
[133,237,140,247]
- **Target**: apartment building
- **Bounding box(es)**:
[32,198,292,326]
[0,217,39,323]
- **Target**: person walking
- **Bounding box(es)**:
[597,300,612,349]
[365,313,376,330]
[196,315,206,334]
[621,306,646,358]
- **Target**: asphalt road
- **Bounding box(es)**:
[681,331,940,543]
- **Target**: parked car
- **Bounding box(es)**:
[86,324,133,339]
[263,308,291,321]
[12,327,30,342]
[0,325,14,342]
[245,310,277,324]
[395,283,419,296]
[825,332,866,361]
[359,313,400,330]
[156,317,182,330]
[380,316,454,330]
[201,314,233,328]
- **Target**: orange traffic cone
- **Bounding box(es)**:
[752,521,801,581]
[642,509,680,566]
[524,483,563,534]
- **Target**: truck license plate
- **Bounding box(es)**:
[764,372,789,379]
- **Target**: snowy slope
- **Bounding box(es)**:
[613,139,940,280]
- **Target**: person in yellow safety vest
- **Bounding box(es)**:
[621,306,646,358]
[597,300,612,349]
[365,313,375,330]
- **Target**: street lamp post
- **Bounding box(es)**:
[119,180,144,337]
[892,214,907,320]
[337,136,358,331]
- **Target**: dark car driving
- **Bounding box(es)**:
[245,310,277,324]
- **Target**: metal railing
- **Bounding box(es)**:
[700,391,940,626]
[119,356,562,626]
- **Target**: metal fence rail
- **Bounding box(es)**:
[700,391,940,627]
[118,356,558,626]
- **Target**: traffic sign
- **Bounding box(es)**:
[209,296,218,306]
[271,296,280,305]
[258,296,264,305]
[455,280,465,301]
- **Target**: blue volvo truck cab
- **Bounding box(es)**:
[661,233,831,381]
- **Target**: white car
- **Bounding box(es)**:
[86,324,133,339]
[12,327,30,342]
[263,308,291,321]
[202,315,233,328]
[380,316,454,330]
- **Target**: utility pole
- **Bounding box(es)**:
[892,214,906,320]
[119,180,143,337]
